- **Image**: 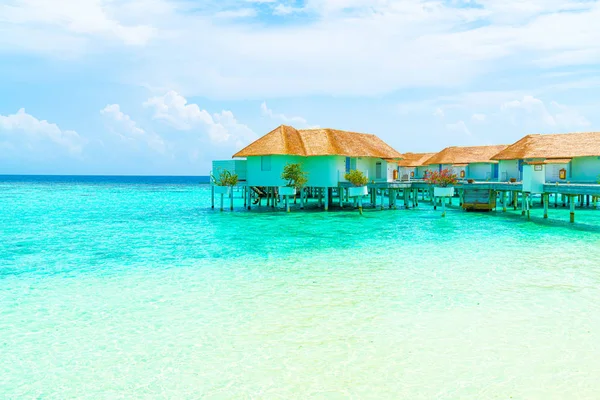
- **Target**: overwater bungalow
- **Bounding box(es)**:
[215,125,403,210]
[397,153,436,181]
[423,145,508,181]
[492,132,600,184]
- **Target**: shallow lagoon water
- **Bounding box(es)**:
[2,176,600,399]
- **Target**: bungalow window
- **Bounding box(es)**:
[345,157,351,173]
[376,162,382,179]
[261,156,271,172]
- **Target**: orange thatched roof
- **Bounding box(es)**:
[492,132,600,160]
[424,145,508,165]
[233,125,402,159]
[397,153,436,167]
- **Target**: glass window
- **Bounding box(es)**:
[376,162,382,179]
[261,156,271,171]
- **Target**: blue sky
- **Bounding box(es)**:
[1,0,600,175]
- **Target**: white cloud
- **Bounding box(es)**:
[215,8,257,19]
[144,90,256,146]
[0,0,156,46]
[501,95,590,130]
[273,4,304,15]
[433,108,445,119]
[0,108,84,155]
[4,0,600,98]
[446,120,471,136]
[260,102,310,126]
[471,113,486,122]
[101,104,166,153]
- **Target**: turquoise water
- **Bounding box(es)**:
[2,176,600,399]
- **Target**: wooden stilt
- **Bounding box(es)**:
[220,193,224,212]
[570,195,575,223]
[521,192,526,216]
[247,187,251,210]
[502,191,507,212]
[441,196,446,217]
[286,195,290,212]
[543,193,549,218]
[380,189,384,210]
[230,187,234,210]
[324,187,329,211]
[211,185,215,209]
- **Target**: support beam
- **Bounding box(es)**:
[543,193,549,219]
[339,186,343,208]
[247,187,251,210]
[570,195,575,223]
[521,192,526,216]
[502,191,507,212]
[220,193,224,212]
[211,185,215,209]
[230,187,234,211]
[324,187,329,211]
[380,189,384,210]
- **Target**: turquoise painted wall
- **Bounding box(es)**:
[571,157,600,183]
[245,155,397,187]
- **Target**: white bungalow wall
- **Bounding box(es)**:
[522,164,545,193]
[571,156,600,183]
[545,163,570,183]
[498,160,520,182]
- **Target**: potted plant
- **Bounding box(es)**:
[509,177,517,183]
[345,169,369,197]
[345,169,369,214]
[211,168,238,211]
[467,178,474,184]
[211,169,238,195]
[425,168,457,198]
[280,163,308,211]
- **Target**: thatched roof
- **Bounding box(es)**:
[492,132,600,160]
[397,152,436,167]
[424,145,508,165]
[233,125,402,159]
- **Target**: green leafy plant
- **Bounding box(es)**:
[597,174,600,184]
[211,169,238,186]
[345,169,369,187]
[424,169,458,187]
[281,163,309,188]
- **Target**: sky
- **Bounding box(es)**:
[1,0,600,175]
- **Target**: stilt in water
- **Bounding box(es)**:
[211,185,215,209]
[570,195,576,223]
[543,193,549,219]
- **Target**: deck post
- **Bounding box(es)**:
[267,187,271,207]
[220,193,224,212]
[286,195,290,212]
[338,186,343,208]
[300,188,305,209]
[324,187,329,211]
[211,184,215,209]
[502,191,507,212]
[230,187,234,210]
[543,193,549,218]
[358,196,363,215]
[554,193,557,208]
[521,192,526,216]
[247,187,251,210]
[526,193,531,219]
[570,195,575,223]
[441,196,446,217]
[243,187,246,207]
[380,189,384,210]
